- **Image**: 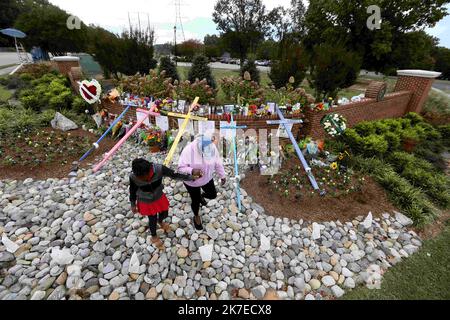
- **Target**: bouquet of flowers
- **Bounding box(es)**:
[321,113,347,137]
[310,97,336,112]
[142,126,163,147]
[155,98,175,112]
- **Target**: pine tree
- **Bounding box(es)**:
[158,56,179,82]
[240,59,260,83]
[188,55,216,88]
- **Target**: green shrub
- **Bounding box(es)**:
[71,96,89,114]
[354,121,376,136]
[219,76,265,105]
[240,59,260,84]
[438,124,450,147]
[384,132,401,151]
[386,152,450,208]
[404,112,425,125]
[422,90,450,124]
[352,156,436,226]
[360,135,389,156]
[19,73,75,112]
[188,54,216,89]
[388,152,435,172]
[158,56,179,83]
[381,118,404,133]
[307,44,362,100]
[0,107,56,136]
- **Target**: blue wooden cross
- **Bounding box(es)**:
[78,102,134,163]
[269,105,324,194]
[220,113,247,212]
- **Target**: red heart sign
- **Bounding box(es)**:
[79,79,102,104]
[81,84,97,100]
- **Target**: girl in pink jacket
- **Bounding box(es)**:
[178,134,226,230]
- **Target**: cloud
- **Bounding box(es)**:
[49,0,449,48]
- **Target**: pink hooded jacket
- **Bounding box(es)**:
[178,138,226,187]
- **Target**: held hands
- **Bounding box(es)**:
[131,206,138,214]
[192,169,203,180]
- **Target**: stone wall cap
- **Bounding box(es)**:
[397,70,441,78]
[51,56,80,62]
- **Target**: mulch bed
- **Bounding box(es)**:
[0,128,116,180]
[241,158,398,222]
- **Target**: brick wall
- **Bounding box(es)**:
[99,69,440,141]
[303,91,413,139]
[394,75,434,113]
[52,60,81,77]
[100,99,305,138]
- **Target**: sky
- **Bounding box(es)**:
[49,0,450,48]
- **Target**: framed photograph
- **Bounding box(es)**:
[215,106,224,115]
[177,100,186,113]
[224,105,234,113]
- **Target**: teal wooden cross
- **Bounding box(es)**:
[268,105,325,195]
[220,113,247,212]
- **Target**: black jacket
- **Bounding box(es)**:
[129,164,193,206]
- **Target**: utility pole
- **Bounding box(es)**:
[174,25,177,67]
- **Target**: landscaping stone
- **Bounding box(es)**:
[0,142,423,301]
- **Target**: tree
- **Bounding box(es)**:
[204,34,220,46]
[159,56,179,82]
[269,36,307,89]
[213,0,269,61]
[14,2,88,58]
[188,54,216,88]
[267,0,306,41]
[308,44,362,100]
[176,39,204,60]
[240,57,260,83]
[256,40,278,60]
[386,31,438,75]
[88,27,122,78]
[433,46,450,80]
[89,26,157,78]
[204,34,221,58]
[118,27,157,75]
[304,0,449,74]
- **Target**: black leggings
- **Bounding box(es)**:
[148,211,168,237]
[184,179,217,216]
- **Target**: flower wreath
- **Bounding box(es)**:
[320,113,347,137]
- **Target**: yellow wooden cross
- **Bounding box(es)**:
[163,97,202,166]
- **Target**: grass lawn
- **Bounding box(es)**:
[343,224,450,300]
[0,85,12,103]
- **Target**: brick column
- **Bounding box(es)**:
[394,70,441,113]
[51,56,81,77]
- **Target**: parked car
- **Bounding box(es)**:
[256,60,271,66]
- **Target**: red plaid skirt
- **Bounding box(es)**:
[137,194,170,216]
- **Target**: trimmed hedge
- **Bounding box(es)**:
[351,156,437,226]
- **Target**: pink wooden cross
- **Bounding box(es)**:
[92,104,160,173]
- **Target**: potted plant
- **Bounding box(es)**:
[144,127,163,153]
[402,129,419,153]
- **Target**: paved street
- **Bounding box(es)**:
[177,61,271,72]
[0,52,32,75]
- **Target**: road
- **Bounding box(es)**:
[0,52,32,75]
[177,61,271,73]
[2,52,448,96]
